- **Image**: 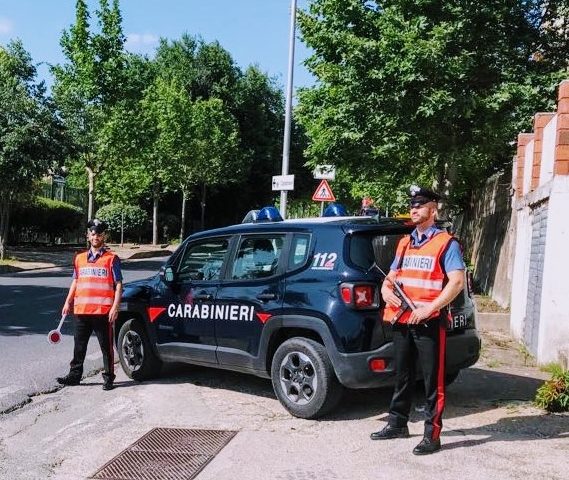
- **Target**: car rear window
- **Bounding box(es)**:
[349,233,406,272]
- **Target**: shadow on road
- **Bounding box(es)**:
[443,413,569,449]
[132,362,549,424]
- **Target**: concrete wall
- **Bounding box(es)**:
[456,171,514,308]
[509,79,569,365]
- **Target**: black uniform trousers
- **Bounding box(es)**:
[68,314,115,383]
[387,314,447,440]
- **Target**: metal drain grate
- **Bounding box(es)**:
[91,428,237,480]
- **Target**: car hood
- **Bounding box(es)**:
[122,275,157,299]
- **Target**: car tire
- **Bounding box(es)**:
[271,337,343,419]
[117,319,162,381]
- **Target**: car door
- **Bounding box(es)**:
[215,233,287,367]
[155,236,230,364]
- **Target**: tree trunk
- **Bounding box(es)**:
[0,197,11,261]
[200,184,206,231]
[86,166,96,220]
[180,190,188,241]
[435,154,458,218]
[152,186,159,246]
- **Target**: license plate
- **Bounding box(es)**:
[448,313,467,331]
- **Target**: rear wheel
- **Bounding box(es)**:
[271,337,343,419]
[117,319,162,381]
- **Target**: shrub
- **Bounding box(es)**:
[12,197,84,243]
[285,199,321,219]
[96,204,148,243]
[535,364,569,412]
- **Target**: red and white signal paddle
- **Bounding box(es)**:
[47,314,67,344]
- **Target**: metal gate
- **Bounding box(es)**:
[523,200,549,355]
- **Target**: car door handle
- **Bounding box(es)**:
[194,293,213,301]
[256,293,277,301]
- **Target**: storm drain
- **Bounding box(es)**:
[91,428,237,480]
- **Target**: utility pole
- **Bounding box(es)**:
[280,0,297,219]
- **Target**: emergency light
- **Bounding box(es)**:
[323,203,348,217]
[256,206,283,222]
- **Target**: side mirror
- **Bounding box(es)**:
[159,265,176,284]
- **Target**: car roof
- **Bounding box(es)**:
[185,216,430,242]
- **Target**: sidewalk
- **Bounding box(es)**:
[1,320,567,480]
[1,243,175,273]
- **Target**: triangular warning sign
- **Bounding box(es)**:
[312,179,336,202]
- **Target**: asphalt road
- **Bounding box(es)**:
[0,258,166,413]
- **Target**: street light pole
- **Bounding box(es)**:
[280,0,297,219]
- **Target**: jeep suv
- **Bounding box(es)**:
[116,213,480,419]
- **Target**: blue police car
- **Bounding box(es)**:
[116,207,480,419]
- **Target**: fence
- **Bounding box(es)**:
[39,177,87,211]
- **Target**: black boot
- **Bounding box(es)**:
[102,379,115,391]
[412,437,441,455]
[56,374,81,386]
[370,424,410,440]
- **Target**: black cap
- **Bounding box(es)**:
[87,218,108,234]
[409,185,441,207]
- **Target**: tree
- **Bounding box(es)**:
[0,41,66,259]
[139,76,188,243]
[140,76,241,239]
[185,98,241,232]
[296,0,569,209]
[95,53,157,235]
[230,66,286,212]
[52,0,126,219]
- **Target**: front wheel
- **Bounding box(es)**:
[271,337,343,419]
[117,319,162,381]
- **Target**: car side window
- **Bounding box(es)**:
[232,235,285,280]
[289,234,310,269]
[177,238,229,282]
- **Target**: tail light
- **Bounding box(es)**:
[369,358,387,372]
[339,283,379,309]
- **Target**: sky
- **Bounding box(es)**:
[0,0,314,93]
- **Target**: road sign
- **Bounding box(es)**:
[312,179,336,202]
[313,165,336,180]
[272,174,295,191]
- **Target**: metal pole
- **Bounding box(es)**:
[280,0,297,220]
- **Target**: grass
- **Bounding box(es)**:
[475,294,510,313]
[518,342,535,366]
[486,359,503,368]
[0,256,18,264]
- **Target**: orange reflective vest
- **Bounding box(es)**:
[73,250,117,315]
[383,231,453,324]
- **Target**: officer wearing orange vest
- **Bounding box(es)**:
[370,186,465,455]
[57,219,123,391]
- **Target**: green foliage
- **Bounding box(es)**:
[12,197,83,240]
[52,0,127,216]
[54,7,290,234]
[0,40,67,256]
[296,0,569,209]
[535,364,569,412]
[285,199,321,219]
[95,203,148,241]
